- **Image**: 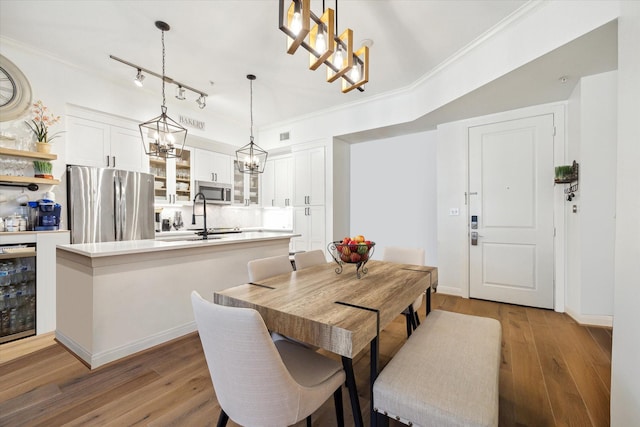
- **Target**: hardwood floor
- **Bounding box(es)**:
[0,293,611,426]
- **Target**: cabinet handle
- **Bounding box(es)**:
[106,155,110,167]
[211,172,215,181]
[215,173,218,181]
[112,156,116,168]
[272,199,274,207]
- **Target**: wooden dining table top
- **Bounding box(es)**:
[213,260,437,359]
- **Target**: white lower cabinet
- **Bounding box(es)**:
[291,206,325,252]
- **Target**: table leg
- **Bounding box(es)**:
[370,336,379,427]
[342,356,364,427]
[426,285,432,316]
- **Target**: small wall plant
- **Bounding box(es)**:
[33,160,53,178]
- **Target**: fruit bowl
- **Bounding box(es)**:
[327,239,375,279]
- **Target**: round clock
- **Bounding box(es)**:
[0,53,32,122]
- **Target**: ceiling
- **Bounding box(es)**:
[0,1,617,142]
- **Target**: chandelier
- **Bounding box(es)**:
[235,75,268,174]
[136,21,189,159]
[279,0,369,93]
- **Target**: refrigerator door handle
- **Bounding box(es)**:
[114,174,122,241]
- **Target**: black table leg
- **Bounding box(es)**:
[426,285,432,316]
[342,356,364,427]
[370,335,379,427]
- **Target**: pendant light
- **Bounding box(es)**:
[138,21,187,159]
[235,74,268,174]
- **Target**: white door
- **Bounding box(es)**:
[468,114,555,309]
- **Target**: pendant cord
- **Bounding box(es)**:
[161,29,166,108]
[250,78,254,141]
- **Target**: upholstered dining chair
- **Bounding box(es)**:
[191,291,345,427]
[247,255,316,348]
[294,250,327,270]
[247,254,293,282]
[382,246,426,337]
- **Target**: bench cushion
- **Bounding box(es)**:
[373,310,501,427]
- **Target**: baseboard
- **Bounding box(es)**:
[55,330,92,366]
[56,322,197,369]
[433,286,464,298]
[565,306,613,328]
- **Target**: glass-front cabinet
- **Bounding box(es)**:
[149,147,191,204]
[233,160,259,206]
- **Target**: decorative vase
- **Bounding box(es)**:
[36,142,51,154]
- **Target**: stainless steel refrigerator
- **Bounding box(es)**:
[67,165,155,244]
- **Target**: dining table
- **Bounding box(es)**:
[213,259,438,427]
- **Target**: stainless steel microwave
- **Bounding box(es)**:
[194,180,232,204]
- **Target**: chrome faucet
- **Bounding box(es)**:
[192,192,208,240]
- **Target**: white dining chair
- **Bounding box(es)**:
[247,254,293,282]
[294,250,327,270]
[191,291,345,427]
[248,254,316,348]
[382,246,426,337]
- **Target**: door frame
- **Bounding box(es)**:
[456,103,567,312]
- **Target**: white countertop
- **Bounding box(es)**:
[57,231,299,258]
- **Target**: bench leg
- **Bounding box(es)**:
[375,411,390,427]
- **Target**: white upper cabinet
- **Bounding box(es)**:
[193,149,231,184]
[262,156,292,207]
[293,147,325,206]
[66,114,145,173]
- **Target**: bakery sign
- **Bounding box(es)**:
[179,115,205,131]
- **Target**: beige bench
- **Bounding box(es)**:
[373,310,502,427]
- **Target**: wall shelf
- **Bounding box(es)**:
[0,147,58,161]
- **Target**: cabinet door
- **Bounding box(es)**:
[233,160,260,205]
[293,147,324,206]
[110,126,146,173]
[262,159,276,207]
[194,149,231,183]
[274,157,293,207]
[308,205,326,251]
[66,116,110,168]
[291,205,325,252]
[291,207,310,252]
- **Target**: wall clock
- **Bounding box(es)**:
[0,53,32,122]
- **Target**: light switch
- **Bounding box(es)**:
[449,208,460,216]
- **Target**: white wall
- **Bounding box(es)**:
[611,1,640,424]
[564,71,618,323]
[349,131,437,266]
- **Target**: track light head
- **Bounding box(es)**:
[196,94,207,109]
[134,69,145,87]
[176,85,186,100]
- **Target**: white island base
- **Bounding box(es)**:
[56,232,296,369]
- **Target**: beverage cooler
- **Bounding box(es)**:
[0,244,36,343]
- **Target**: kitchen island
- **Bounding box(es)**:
[55,231,298,368]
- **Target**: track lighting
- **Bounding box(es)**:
[134,69,145,87]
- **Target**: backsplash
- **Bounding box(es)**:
[157,204,292,231]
